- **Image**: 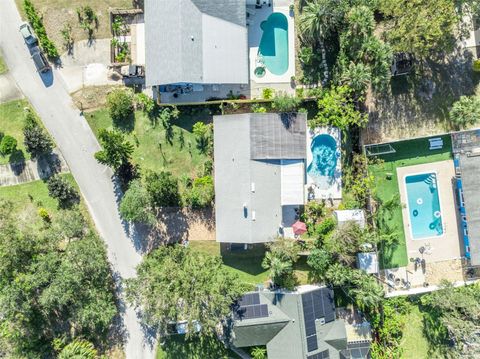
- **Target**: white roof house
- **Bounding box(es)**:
[214,113,307,244]
[334,209,366,229]
[144,0,249,87]
[357,252,379,274]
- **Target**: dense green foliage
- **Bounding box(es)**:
[272,92,302,112]
[183,175,214,208]
[126,245,244,337]
[380,0,458,58]
[94,129,134,172]
[0,200,116,358]
[23,110,53,158]
[0,135,17,156]
[119,179,155,224]
[420,282,480,358]
[310,86,367,129]
[23,0,59,57]
[449,95,480,130]
[145,171,181,207]
[46,175,80,208]
[262,238,301,289]
[107,89,135,131]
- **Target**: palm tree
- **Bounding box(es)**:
[340,62,371,98]
[299,0,346,84]
[350,274,384,312]
[262,251,292,285]
[346,6,375,39]
[251,346,267,359]
[325,263,352,286]
[58,339,98,359]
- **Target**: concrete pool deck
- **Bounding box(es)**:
[247,1,295,90]
[397,160,463,264]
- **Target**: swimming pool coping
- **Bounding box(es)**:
[402,170,445,241]
[396,160,463,265]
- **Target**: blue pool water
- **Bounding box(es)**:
[405,173,443,239]
[307,134,338,189]
[258,12,289,75]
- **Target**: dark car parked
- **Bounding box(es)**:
[31,47,50,73]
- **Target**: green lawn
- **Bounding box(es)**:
[399,305,429,359]
[0,174,78,214]
[156,335,241,359]
[368,135,453,268]
[86,109,210,178]
[0,53,7,74]
[191,241,310,289]
[0,99,33,165]
[0,174,91,225]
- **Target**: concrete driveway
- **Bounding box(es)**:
[0,1,155,358]
[58,39,122,93]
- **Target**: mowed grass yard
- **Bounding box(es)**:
[0,99,34,165]
[15,0,132,50]
[368,135,453,269]
[191,241,310,289]
[0,173,90,220]
[86,108,210,178]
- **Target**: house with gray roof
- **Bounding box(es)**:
[144,0,249,88]
[231,285,371,359]
[214,113,307,244]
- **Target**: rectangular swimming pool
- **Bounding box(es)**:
[405,172,443,239]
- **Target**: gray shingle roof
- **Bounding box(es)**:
[232,286,348,359]
[144,0,248,86]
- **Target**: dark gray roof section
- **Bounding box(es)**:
[232,286,350,359]
[452,130,480,266]
[144,0,248,86]
[250,113,307,160]
[214,113,307,244]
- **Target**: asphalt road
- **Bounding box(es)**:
[0,1,155,357]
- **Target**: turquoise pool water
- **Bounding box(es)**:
[405,173,443,239]
[307,134,338,189]
[258,12,289,76]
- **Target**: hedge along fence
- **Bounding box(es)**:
[23,0,59,58]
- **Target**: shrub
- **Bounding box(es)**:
[145,171,181,207]
[262,87,274,100]
[46,175,80,208]
[473,59,480,72]
[23,112,53,158]
[272,92,301,112]
[251,103,267,113]
[107,89,135,130]
[119,179,155,224]
[0,135,17,156]
[184,175,214,208]
[449,95,480,130]
[24,0,59,58]
[38,207,51,222]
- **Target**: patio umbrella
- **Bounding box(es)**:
[292,220,307,236]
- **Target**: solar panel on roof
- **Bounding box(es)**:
[306,334,318,352]
[234,303,268,320]
[238,293,260,306]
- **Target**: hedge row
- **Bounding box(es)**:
[23,0,59,58]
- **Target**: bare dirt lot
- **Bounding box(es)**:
[364,48,480,144]
[15,0,132,51]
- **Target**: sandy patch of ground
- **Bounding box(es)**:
[425,258,465,284]
[137,208,215,253]
[364,49,479,144]
[15,0,132,50]
[71,85,122,111]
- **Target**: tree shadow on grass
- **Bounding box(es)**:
[8,150,25,176]
[113,111,136,133]
[220,243,267,276]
